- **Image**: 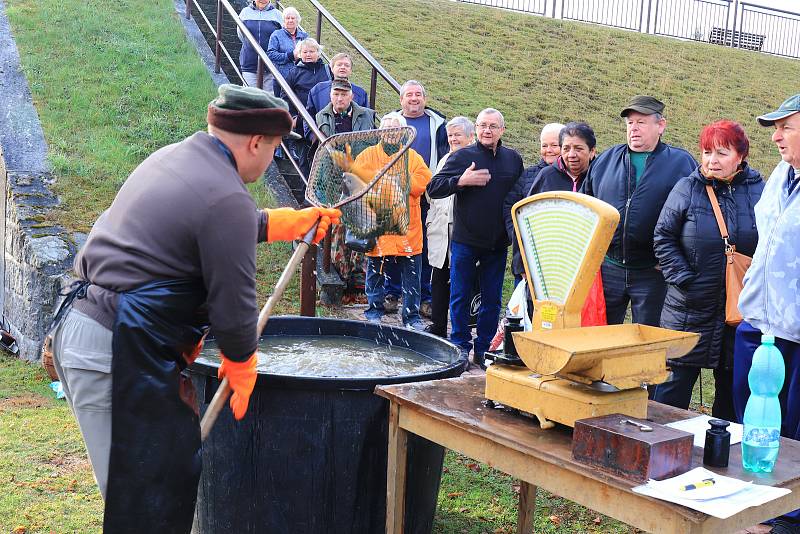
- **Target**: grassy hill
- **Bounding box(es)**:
[296,0,799,175]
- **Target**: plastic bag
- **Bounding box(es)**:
[50,381,65,400]
[489,280,533,351]
[580,270,607,327]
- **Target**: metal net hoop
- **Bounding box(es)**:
[305,127,417,239]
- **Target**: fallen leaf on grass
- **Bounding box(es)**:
[466,462,481,472]
[67,479,77,492]
[447,492,464,498]
[13,526,26,534]
[549,515,562,526]
[593,516,602,524]
[442,467,449,473]
[458,507,470,513]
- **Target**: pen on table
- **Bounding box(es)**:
[680,477,716,491]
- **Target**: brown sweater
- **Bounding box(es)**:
[74,132,267,360]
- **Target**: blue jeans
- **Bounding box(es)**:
[366,255,422,325]
[385,256,432,303]
[600,261,666,326]
[449,242,506,356]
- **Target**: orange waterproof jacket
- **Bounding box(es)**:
[356,144,431,257]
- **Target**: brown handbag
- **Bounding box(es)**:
[706,185,752,326]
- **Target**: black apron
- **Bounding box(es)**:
[103,278,208,533]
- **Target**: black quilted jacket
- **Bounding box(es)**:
[654,164,763,368]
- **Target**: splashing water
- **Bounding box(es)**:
[197,335,444,377]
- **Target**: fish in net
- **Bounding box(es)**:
[305,126,416,240]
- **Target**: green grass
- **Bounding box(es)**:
[294,0,800,175]
[0,355,104,533]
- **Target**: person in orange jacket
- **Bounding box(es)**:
[48,84,340,533]
[355,112,432,329]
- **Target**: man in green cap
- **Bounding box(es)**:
[732,94,800,534]
[582,95,696,326]
[48,84,340,532]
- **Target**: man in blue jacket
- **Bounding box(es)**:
[305,53,368,127]
[733,94,800,534]
[582,96,696,326]
[428,108,523,368]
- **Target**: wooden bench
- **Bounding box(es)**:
[709,26,765,51]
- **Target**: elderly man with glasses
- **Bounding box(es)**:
[428,108,523,369]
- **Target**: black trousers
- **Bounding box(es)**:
[429,256,450,337]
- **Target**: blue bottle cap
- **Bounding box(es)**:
[762,334,775,344]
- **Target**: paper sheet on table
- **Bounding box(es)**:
[665,414,743,448]
[632,467,791,519]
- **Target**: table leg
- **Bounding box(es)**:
[386,401,408,534]
[517,481,537,533]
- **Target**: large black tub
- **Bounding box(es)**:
[189,316,466,534]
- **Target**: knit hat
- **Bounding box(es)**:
[207,84,300,138]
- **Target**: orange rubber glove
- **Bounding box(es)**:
[217,352,258,420]
[266,207,342,245]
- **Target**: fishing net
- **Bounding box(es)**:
[306,126,416,240]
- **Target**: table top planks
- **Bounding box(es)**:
[376,374,800,526]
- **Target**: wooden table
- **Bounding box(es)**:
[375,374,800,534]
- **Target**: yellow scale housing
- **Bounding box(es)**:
[484,192,698,429]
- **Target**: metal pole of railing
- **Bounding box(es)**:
[315,10,323,43]
[186,0,192,20]
[214,0,223,73]
[307,0,402,94]
[724,0,731,45]
[551,0,556,19]
[737,1,743,48]
[256,59,264,89]
[369,67,378,110]
[730,0,739,47]
[645,0,652,33]
[300,244,317,316]
[322,232,332,273]
[638,0,645,32]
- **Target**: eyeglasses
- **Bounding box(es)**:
[476,123,503,131]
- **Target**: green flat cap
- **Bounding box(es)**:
[621,95,665,117]
[757,94,800,126]
[207,84,300,138]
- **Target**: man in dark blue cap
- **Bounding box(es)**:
[582,95,696,326]
[733,94,800,534]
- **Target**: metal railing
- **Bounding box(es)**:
[457,0,800,59]
[185,0,405,313]
[738,3,800,58]
[562,0,646,32]
[652,0,731,43]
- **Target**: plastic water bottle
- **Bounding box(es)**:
[742,335,785,473]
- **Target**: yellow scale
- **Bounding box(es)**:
[485,192,699,429]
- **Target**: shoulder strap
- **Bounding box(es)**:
[705,184,729,239]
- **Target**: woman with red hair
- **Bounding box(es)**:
[651,120,764,419]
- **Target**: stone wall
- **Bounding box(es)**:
[0,149,76,361]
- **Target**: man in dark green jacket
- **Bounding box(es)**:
[313,78,375,139]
